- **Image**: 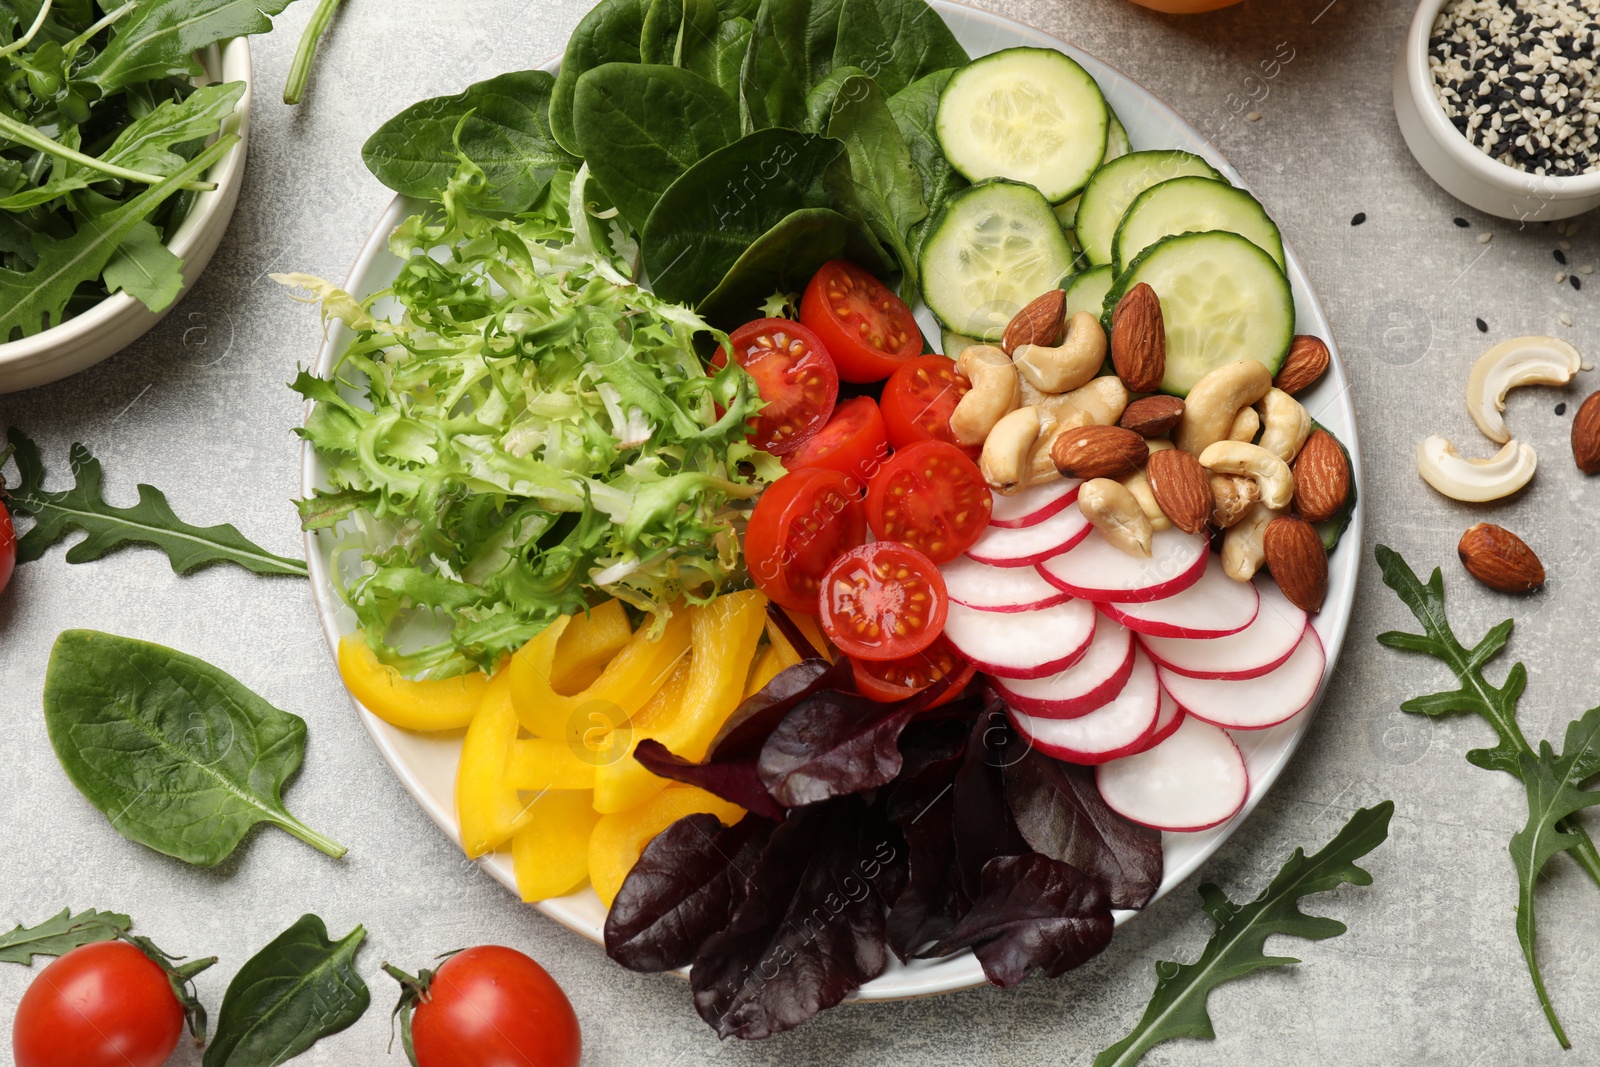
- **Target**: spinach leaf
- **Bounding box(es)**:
[640,126,841,306]
[41,630,345,866]
[833,0,968,98]
[887,68,967,256]
[685,14,752,97]
[739,0,844,131]
[696,205,888,326]
[0,908,131,965]
[572,62,739,235]
[2,428,308,576]
[548,0,653,155]
[640,0,719,65]
[362,70,577,212]
[79,0,298,93]
[204,915,370,1067]
[102,218,184,310]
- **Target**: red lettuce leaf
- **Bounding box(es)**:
[606,812,777,972]
[633,741,787,820]
[928,853,1114,987]
[1003,745,1163,909]
[884,716,969,960]
[951,697,1031,903]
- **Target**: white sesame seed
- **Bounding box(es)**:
[1479,231,1495,243]
[1246,111,1262,122]
[1562,313,1576,326]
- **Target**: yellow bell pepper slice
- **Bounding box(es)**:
[511,790,602,902]
[745,641,789,698]
[659,590,768,761]
[455,671,526,858]
[777,609,833,662]
[338,634,488,732]
[509,609,690,741]
[505,737,596,792]
[592,658,691,815]
[588,784,744,907]
[549,599,632,694]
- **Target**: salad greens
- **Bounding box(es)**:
[0,907,132,965]
[1376,546,1600,1048]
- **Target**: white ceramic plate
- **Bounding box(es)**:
[302,1,1363,1001]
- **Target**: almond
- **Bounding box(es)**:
[1110,283,1166,393]
[1119,395,1185,438]
[1572,390,1600,474]
[1263,515,1327,612]
[1274,335,1331,395]
[1050,425,1147,479]
[1002,289,1067,356]
[1291,429,1350,523]
[1458,523,1544,593]
[1145,449,1213,534]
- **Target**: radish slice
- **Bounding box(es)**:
[942,554,1072,613]
[989,479,1082,529]
[1100,554,1258,638]
[1139,579,1307,679]
[944,598,1095,679]
[1036,528,1208,602]
[988,618,1134,719]
[1158,627,1326,730]
[967,505,1092,567]
[1141,687,1183,750]
[1009,651,1162,763]
[1096,716,1248,832]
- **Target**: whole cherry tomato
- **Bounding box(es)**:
[404,946,581,1067]
[12,941,185,1067]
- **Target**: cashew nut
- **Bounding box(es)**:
[1415,434,1537,502]
[1228,406,1260,443]
[1466,335,1582,444]
[1059,375,1129,427]
[951,346,1021,447]
[1198,440,1295,510]
[1145,438,1175,455]
[1254,387,1311,463]
[1013,311,1107,394]
[1222,503,1281,581]
[1078,478,1153,558]
[1176,359,1273,455]
[1209,473,1260,528]
[1120,467,1171,532]
[981,405,1043,493]
[1026,417,1085,484]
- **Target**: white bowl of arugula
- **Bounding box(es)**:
[0,2,256,395]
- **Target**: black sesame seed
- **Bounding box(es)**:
[1556,248,1569,263]
[1573,275,1583,290]
[1557,402,1569,416]
[1454,216,1470,227]
[1476,317,1489,332]
[1351,212,1367,226]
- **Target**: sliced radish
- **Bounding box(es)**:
[989,479,1082,529]
[1096,716,1248,832]
[1158,627,1326,730]
[1009,651,1162,763]
[966,504,1091,567]
[1139,579,1307,680]
[942,554,1072,613]
[943,598,1095,679]
[1036,528,1208,602]
[1100,554,1258,638]
[988,618,1135,719]
[1141,687,1183,750]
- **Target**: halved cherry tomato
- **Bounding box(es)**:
[783,395,890,493]
[0,502,13,597]
[818,541,948,661]
[865,440,992,564]
[850,634,976,706]
[744,468,867,614]
[713,317,838,456]
[880,355,978,459]
[800,260,921,382]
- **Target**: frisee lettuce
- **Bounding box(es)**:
[284,155,779,676]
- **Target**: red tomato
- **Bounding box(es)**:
[865,440,992,564]
[0,501,13,596]
[12,941,184,1067]
[744,468,868,614]
[800,260,921,382]
[818,541,948,661]
[409,947,581,1067]
[850,634,975,706]
[783,396,890,493]
[880,355,978,459]
[713,318,838,456]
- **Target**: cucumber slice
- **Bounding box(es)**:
[1053,108,1130,231]
[1103,231,1294,396]
[936,47,1108,204]
[941,328,985,357]
[920,180,1077,341]
[1063,263,1114,321]
[1113,176,1285,273]
[1075,150,1224,266]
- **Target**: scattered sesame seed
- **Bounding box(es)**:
[1557,402,1569,415]
[1574,275,1584,289]
[1476,317,1489,332]
[1563,313,1577,326]
[1246,111,1262,121]
[1584,264,1596,274]
[1454,216,1470,227]
[1562,239,1575,250]
[1351,212,1367,226]
[1556,248,1570,263]
[1558,271,1569,282]
[1480,231,1495,243]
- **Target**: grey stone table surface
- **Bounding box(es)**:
[2,0,1598,1063]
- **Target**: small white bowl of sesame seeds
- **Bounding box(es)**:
[1395,0,1600,220]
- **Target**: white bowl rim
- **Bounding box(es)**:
[0,37,252,364]
[1402,0,1600,195]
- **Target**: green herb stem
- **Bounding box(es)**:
[272,814,348,860]
[0,0,52,60]
[64,1,137,59]
[0,112,216,192]
[283,0,343,105]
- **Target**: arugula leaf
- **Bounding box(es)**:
[1094,801,1393,1067]
[42,630,346,866]
[204,914,369,1067]
[102,218,184,309]
[2,428,307,577]
[78,0,298,93]
[0,907,132,965]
